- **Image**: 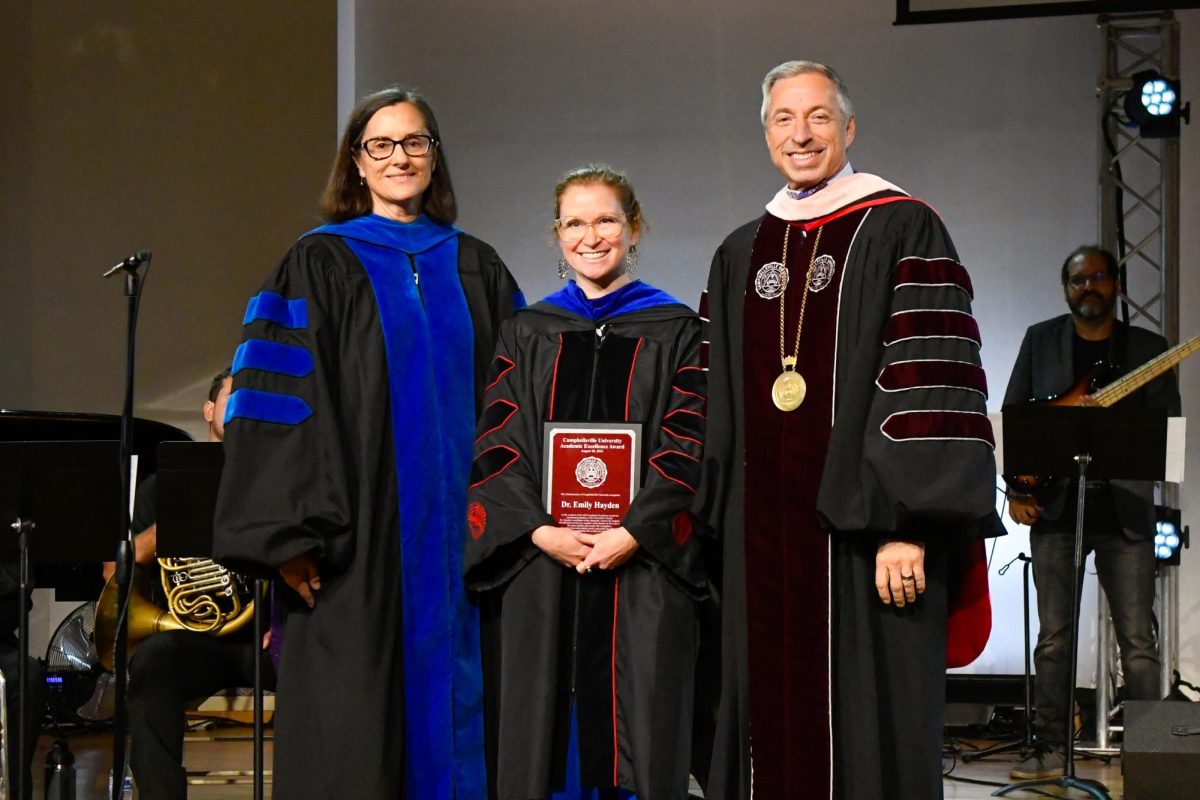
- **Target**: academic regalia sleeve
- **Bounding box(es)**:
[213,236,354,579]
[463,317,555,590]
[460,236,526,413]
[622,317,709,593]
[693,225,754,550]
[834,202,999,535]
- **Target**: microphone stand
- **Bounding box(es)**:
[105,252,150,800]
[11,517,34,800]
[963,552,1034,762]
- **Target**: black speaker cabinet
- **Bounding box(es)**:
[1124,700,1200,800]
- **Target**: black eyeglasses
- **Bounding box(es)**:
[356,135,438,160]
[1066,271,1113,291]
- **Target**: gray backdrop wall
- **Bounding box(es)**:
[344,0,1200,681]
[2,1,1197,683]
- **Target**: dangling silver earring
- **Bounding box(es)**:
[624,245,639,276]
[359,175,365,186]
[557,258,570,280]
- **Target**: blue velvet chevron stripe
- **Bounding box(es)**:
[232,339,315,378]
[242,291,308,329]
[306,213,485,799]
[223,388,312,426]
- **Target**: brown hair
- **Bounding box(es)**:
[319,87,458,224]
[553,164,646,237]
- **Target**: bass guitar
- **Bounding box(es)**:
[1007,332,1198,493]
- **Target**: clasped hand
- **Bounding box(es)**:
[531,525,639,574]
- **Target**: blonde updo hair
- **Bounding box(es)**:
[552,164,646,237]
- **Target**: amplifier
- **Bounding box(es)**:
[1123,700,1200,800]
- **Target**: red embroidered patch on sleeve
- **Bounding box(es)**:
[671,511,694,547]
[467,501,488,540]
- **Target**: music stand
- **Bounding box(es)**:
[993,404,1168,800]
[154,441,268,800]
[0,440,122,800]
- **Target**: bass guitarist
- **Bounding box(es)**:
[1003,244,1181,780]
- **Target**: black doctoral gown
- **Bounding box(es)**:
[464,281,709,800]
[214,215,521,799]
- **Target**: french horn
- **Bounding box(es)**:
[94,558,258,671]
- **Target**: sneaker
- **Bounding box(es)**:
[1009,746,1065,780]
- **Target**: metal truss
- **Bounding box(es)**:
[1092,11,1181,752]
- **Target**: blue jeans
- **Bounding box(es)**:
[1030,491,1159,745]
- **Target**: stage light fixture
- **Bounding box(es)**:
[1124,70,1190,139]
[1154,506,1187,565]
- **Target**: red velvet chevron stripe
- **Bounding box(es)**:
[883,310,980,346]
[474,399,519,442]
[484,355,515,394]
[673,365,705,402]
[662,407,704,445]
[468,445,520,490]
[880,410,994,447]
[876,359,988,396]
[894,257,974,298]
[648,449,700,492]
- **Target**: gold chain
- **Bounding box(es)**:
[777,224,825,371]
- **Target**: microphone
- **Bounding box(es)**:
[102,249,152,278]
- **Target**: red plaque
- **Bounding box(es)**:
[543,423,641,533]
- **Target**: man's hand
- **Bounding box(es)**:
[532,525,593,568]
[101,525,158,583]
[575,527,639,574]
[1008,494,1041,526]
[279,550,321,608]
[133,525,158,565]
[875,539,925,607]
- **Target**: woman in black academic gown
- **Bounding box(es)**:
[214,87,522,799]
[465,166,709,800]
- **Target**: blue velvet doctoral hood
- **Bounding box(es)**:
[542,279,683,321]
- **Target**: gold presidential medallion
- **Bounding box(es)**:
[772,368,807,411]
[772,224,825,413]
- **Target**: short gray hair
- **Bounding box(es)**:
[760,60,854,126]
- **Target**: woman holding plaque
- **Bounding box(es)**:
[465,165,708,800]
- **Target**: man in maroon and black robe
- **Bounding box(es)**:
[698,60,1000,800]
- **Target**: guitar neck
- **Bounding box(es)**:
[1092,333,1200,407]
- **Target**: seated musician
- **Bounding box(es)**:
[103,368,275,800]
[1002,245,1181,780]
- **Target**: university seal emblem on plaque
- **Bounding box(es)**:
[575,456,608,489]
